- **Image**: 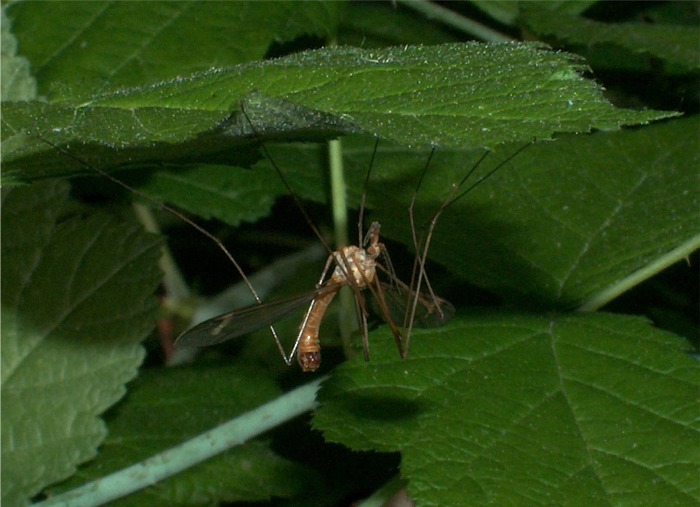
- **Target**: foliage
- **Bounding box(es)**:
[2,1,698,506]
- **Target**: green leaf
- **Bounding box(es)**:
[314,311,700,506]
[2,43,678,177]
[5,0,342,101]
[521,3,700,71]
[67,44,680,145]
[47,365,317,505]
[380,116,700,309]
[245,116,699,310]
[1,181,163,505]
[136,163,287,227]
[1,7,37,101]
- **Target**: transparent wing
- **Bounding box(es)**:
[175,284,339,348]
[376,279,455,329]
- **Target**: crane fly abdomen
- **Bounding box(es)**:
[298,244,379,371]
[297,284,341,371]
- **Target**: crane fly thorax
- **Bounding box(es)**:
[331,246,377,287]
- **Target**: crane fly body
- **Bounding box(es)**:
[172,103,467,372]
[176,221,388,372]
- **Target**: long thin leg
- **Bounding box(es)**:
[353,291,371,361]
[357,138,380,246]
[38,137,291,359]
[369,276,406,358]
[404,143,532,354]
[288,297,319,364]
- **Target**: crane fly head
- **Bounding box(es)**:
[363,221,382,249]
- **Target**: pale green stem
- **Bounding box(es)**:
[329,139,349,248]
[329,138,357,354]
[357,475,408,507]
[578,235,700,312]
[34,377,327,507]
[397,0,514,42]
[131,202,190,301]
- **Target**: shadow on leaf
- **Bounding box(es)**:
[334,391,429,422]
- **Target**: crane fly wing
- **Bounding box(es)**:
[176,285,338,348]
[375,280,455,329]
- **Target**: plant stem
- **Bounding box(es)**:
[329,138,357,355]
[398,0,514,42]
[578,235,700,312]
[34,377,327,507]
[132,202,190,301]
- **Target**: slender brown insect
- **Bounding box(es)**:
[33,121,422,372]
[178,219,398,371]
[176,106,421,372]
[176,107,530,371]
[35,106,528,372]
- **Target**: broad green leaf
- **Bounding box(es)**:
[314,311,700,506]
[246,116,699,310]
[2,43,678,178]
[1,7,37,101]
[1,181,163,505]
[135,163,287,227]
[47,365,317,505]
[521,3,700,71]
[5,0,341,101]
[372,116,700,309]
[63,44,678,147]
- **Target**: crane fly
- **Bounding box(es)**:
[176,213,456,371]
[35,103,529,372]
[173,130,452,371]
[176,104,530,371]
[177,221,399,370]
